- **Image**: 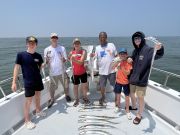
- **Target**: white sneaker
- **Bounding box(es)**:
[36,111,46,117]
[25,121,36,130]
[126,112,132,120]
[114,107,120,113]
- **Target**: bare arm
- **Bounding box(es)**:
[121,63,132,76]
[121,67,131,76]
[11,64,20,92]
[72,50,87,65]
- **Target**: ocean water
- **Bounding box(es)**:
[0,37,180,98]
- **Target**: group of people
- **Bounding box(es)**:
[11,31,164,129]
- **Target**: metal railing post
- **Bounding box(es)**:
[163,74,170,87]
[152,67,180,88]
[17,76,23,92]
[0,85,8,100]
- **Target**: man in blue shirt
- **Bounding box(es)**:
[11,36,46,129]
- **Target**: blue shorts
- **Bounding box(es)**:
[114,83,130,96]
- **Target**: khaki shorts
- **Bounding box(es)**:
[130,84,147,97]
[50,73,69,92]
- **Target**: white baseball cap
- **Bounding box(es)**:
[50,33,58,38]
[73,38,81,44]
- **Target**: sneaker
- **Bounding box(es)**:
[73,99,79,107]
[126,112,132,120]
[25,121,36,130]
[47,100,54,108]
[65,95,72,102]
[36,111,46,117]
[114,107,120,113]
[83,98,91,106]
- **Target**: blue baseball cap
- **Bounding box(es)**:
[118,48,127,53]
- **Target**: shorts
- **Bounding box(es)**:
[25,82,44,97]
[71,72,87,85]
[99,73,116,89]
[50,73,69,92]
[130,84,147,97]
[114,83,130,96]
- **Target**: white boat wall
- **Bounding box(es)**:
[0,45,179,135]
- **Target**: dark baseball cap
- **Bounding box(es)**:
[26,36,38,44]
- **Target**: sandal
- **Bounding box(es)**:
[133,116,142,124]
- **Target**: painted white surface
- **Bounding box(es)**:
[13,91,180,135]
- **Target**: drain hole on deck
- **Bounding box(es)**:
[154,84,159,86]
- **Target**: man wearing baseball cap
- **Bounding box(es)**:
[12,36,46,129]
[44,33,71,108]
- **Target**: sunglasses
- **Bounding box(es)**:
[51,36,58,39]
[134,37,141,40]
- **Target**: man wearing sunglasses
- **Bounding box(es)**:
[44,33,71,108]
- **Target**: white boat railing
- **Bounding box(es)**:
[0,67,49,100]
[0,74,23,100]
[0,67,180,100]
[152,67,180,89]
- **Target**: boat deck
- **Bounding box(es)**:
[13,89,179,135]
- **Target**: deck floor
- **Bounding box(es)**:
[13,90,178,135]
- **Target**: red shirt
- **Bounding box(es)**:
[116,61,132,84]
[72,50,86,75]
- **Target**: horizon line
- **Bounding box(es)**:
[0,35,180,38]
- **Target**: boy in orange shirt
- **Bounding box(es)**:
[113,48,132,120]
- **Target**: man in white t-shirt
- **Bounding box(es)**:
[92,32,117,105]
[44,33,71,108]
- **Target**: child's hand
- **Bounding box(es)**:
[127,58,133,63]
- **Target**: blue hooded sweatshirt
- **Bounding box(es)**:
[129,31,164,86]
